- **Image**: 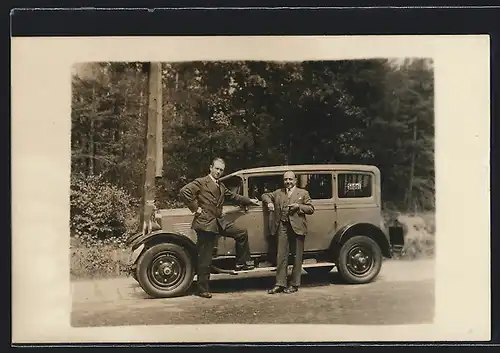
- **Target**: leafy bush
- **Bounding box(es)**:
[70,173,140,242]
[384,211,435,259]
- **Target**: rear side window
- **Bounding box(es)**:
[337,173,373,198]
[296,173,333,200]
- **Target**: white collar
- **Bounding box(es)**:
[208,174,219,185]
[286,186,296,194]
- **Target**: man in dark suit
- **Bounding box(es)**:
[262,171,314,294]
[179,157,259,298]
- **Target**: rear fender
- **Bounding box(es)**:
[128,230,197,265]
[330,223,392,258]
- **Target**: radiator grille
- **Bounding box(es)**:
[172,223,192,236]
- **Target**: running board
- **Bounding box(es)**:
[211,262,336,275]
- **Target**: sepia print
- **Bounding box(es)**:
[70,58,435,326]
[12,35,490,343]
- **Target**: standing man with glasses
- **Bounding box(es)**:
[262,171,315,294]
[179,157,259,298]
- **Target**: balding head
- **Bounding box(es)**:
[283,170,297,189]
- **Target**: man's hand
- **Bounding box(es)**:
[195,207,203,215]
[250,198,260,206]
[267,203,275,211]
[288,203,300,212]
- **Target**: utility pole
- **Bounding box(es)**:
[141,62,163,235]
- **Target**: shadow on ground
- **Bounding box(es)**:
[127,271,352,299]
[208,271,346,293]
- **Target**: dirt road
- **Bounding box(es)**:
[71,259,434,327]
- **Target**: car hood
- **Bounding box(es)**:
[157,205,242,217]
[157,208,194,217]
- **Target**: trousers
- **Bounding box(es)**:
[196,222,251,293]
[275,221,305,287]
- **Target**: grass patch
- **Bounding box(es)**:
[70,242,131,280]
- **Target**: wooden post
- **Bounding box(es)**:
[142,62,162,235]
[406,116,418,213]
[155,64,163,178]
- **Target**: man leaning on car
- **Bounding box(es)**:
[179,157,259,298]
[262,171,315,294]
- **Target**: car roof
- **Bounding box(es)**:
[222,164,380,179]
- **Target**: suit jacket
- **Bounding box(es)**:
[262,187,314,236]
[179,175,254,233]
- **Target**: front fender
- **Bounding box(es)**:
[128,230,197,265]
[330,222,392,258]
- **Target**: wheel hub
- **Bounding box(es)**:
[149,253,184,288]
[160,262,174,276]
[347,246,373,276]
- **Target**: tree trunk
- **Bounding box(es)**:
[89,83,96,175]
[140,62,162,234]
[406,117,417,212]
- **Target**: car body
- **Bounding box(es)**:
[127,164,405,298]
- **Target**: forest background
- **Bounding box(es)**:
[70,59,436,278]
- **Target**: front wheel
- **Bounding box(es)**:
[337,236,382,284]
[136,243,195,298]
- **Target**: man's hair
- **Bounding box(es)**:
[211,157,225,167]
[284,170,296,178]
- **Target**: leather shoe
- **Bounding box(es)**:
[195,291,212,298]
[236,263,255,271]
[267,285,285,294]
[284,286,298,294]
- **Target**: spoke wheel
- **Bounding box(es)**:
[337,236,382,284]
[148,252,186,290]
[137,243,194,298]
[346,245,374,276]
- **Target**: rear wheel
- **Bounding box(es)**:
[136,243,194,298]
[337,235,382,284]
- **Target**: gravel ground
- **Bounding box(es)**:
[71,259,435,327]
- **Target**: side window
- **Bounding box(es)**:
[337,173,373,198]
[248,175,283,201]
[222,176,243,205]
[296,173,333,200]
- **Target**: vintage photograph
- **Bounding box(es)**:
[69,58,436,327]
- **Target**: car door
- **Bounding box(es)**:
[334,171,380,230]
[219,175,269,256]
[294,171,337,251]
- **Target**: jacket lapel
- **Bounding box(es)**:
[217,183,225,205]
[204,176,219,199]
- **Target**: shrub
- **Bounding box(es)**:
[384,211,435,260]
[70,173,140,242]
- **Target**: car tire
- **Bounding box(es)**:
[304,266,334,277]
[337,235,382,284]
[136,243,195,298]
[131,268,139,282]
